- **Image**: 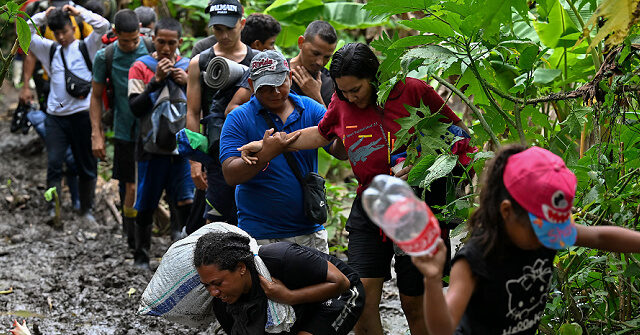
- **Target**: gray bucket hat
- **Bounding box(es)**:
[249,50,291,93]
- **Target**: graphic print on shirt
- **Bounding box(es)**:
[503,258,553,335]
[344,122,386,166]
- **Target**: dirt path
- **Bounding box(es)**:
[0,83,410,334]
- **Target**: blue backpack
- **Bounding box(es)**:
[138,55,190,154]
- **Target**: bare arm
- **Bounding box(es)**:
[575,224,640,253]
[224,87,251,116]
[186,56,207,190]
[260,261,351,305]
[186,55,202,133]
[236,126,332,165]
[327,139,348,160]
[412,239,475,335]
[19,53,37,104]
[287,126,331,151]
[89,81,106,160]
[222,129,300,186]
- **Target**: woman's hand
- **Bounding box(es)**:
[237,141,263,165]
[259,275,292,305]
[10,319,32,335]
[394,164,413,181]
[411,238,447,280]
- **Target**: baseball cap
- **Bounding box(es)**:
[249,50,290,93]
[207,0,243,28]
[503,146,577,249]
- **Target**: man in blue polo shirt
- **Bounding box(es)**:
[219,50,340,253]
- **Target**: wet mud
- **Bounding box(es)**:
[0,83,410,334]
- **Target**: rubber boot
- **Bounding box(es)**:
[79,178,97,225]
[134,210,153,270]
[122,216,136,250]
[171,203,192,242]
[122,206,137,250]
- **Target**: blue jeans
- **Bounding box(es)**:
[135,155,195,212]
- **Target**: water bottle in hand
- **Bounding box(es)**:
[362,174,440,256]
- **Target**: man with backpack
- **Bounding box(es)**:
[128,18,194,270]
[20,0,93,108]
[28,4,109,224]
[186,0,259,228]
[90,9,154,251]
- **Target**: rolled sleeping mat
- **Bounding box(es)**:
[203,56,248,90]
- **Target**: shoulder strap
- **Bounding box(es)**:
[174,57,190,71]
[75,15,85,40]
[78,40,92,72]
[142,36,155,53]
[199,47,213,72]
[138,54,158,73]
[49,42,58,68]
[258,110,306,186]
[104,43,115,81]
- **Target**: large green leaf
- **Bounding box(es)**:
[533,0,581,49]
[401,45,459,75]
[16,16,31,53]
[264,0,324,18]
[322,2,388,30]
[171,0,208,9]
[388,35,442,49]
[558,323,583,335]
[362,0,435,19]
[275,24,306,48]
[399,16,456,39]
[407,154,436,186]
[419,154,458,190]
[464,0,513,40]
[532,68,562,84]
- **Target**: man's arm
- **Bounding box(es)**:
[259,261,350,305]
[26,11,53,72]
[70,5,109,55]
[89,81,106,159]
[19,53,37,104]
[224,87,251,116]
[326,139,348,160]
[222,129,300,186]
[186,55,208,190]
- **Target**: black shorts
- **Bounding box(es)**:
[294,281,365,335]
[345,195,425,297]
[112,139,136,183]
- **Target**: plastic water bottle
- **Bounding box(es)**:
[362,174,441,256]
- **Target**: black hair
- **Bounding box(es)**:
[304,20,337,45]
[468,144,528,257]
[47,8,72,32]
[241,13,281,46]
[154,17,182,38]
[113,9,139,33]
[193,232,256,274]
[134,6,157,28]
[329,42,379,102]
[83,0,104,17]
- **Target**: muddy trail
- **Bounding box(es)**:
[0,83,409,334]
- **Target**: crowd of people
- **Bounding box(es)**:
[14,0,640,334]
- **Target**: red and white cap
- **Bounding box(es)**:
[503,146,577,249]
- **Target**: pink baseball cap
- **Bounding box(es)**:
[503,146,577,249]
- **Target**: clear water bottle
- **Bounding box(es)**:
[362,174,441,256]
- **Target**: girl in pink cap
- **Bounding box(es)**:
[411,144,640,335]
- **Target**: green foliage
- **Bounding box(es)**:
[370,0,640,331]
[0,0,34,89]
